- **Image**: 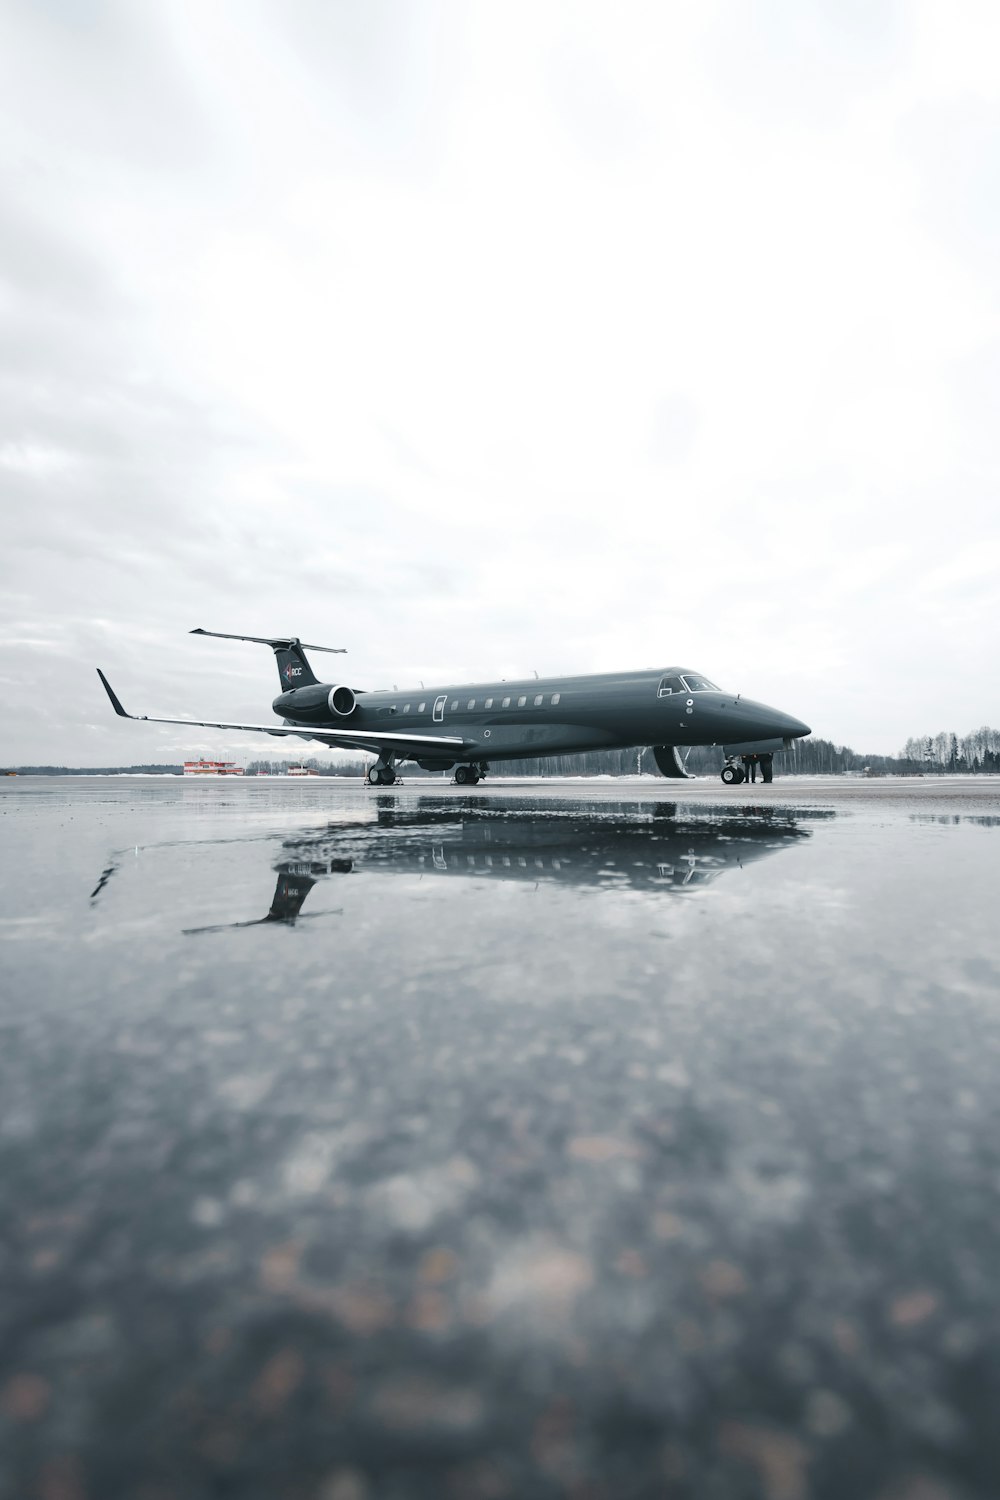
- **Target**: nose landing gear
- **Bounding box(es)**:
[720,753,774,785]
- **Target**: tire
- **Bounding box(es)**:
[367,767,381,786]
[721,765,743,785]
[455,766,471,786]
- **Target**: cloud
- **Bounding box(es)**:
[705,0,911,127]
[1,0,998,763]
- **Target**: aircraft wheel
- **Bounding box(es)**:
[367,767,382,786]
[721,765,743,785]
[381,767,396,785]
[455,766,471,785]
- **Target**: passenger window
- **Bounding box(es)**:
[533,694,543,706]
[484,698,493,709]
[657,675,685,697]
[517,695,527,707]
[551,693,561,705]
[467,699,475,710]
[502,696,511,708]
[403,703,411,714]
[451,699,459,711]
[418,702,426,714]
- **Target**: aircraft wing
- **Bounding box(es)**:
[96,670,470,757]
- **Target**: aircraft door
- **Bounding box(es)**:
[433,694,447,723]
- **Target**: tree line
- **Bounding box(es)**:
[510,726,1000,777]
[898,727,1000,774]
[14,725,999,778]
[247,724,1000,778]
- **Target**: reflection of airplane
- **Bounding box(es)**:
[97,628,810,786]
[188,802,818,930]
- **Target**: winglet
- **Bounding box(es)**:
[96,668,132,719]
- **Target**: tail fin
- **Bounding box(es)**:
[190,628,346,692]
[273,641,319,689]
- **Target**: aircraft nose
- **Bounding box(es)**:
[779,711,810,739]
[734,698,811,739]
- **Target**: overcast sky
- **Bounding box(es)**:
[2,0,998,763]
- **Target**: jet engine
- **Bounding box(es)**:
[328,685,357,716]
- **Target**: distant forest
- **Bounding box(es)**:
[246,723,1000,778]
[13,726,1000,778]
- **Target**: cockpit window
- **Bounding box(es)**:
[657,675,685,697]
[679,674,718,693]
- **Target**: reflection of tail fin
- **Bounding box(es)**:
[267,871,317,922]
[190,628,346,693]
[183,871,336,934]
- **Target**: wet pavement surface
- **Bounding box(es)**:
[2,775,1000,1500]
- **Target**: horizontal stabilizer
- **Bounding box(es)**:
[190,628,346,654]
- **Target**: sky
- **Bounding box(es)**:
[2,0,998,764]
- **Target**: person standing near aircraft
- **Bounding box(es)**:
[742,754,757,784]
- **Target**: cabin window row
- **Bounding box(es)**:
[450,693,561,711]
[379,693,562,717]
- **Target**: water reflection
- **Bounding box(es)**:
[184,800,823,933]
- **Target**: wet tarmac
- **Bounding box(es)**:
[2,775,1000,1500]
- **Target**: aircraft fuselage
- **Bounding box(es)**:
[273,666,809,766]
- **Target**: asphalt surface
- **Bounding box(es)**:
[2,775,1000,1500]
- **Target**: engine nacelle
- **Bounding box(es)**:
[328,685,357,717]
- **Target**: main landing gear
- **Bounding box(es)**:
[366,760,398,786]
[453,764,487,786]
[721,762,745,785]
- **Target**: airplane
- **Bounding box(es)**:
[96,628,811,786]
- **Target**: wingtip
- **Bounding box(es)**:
[96,667,129,718]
